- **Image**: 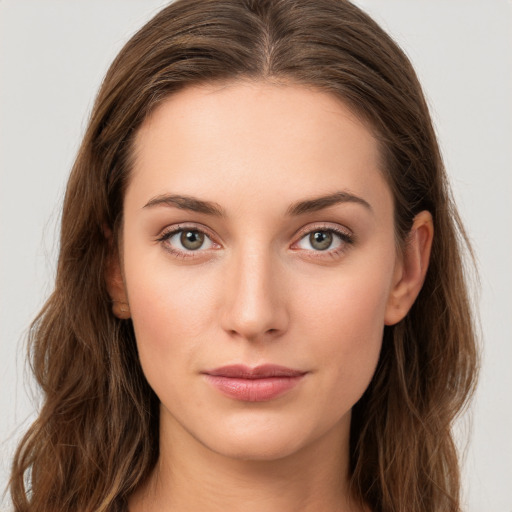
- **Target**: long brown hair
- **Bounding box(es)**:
[9,1,478,511]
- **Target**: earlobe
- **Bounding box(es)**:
[112,299,131,319]
[105,243,131,320]
[384,210,434,326]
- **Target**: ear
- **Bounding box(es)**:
[384,210,434,326]
[104,232,131,320]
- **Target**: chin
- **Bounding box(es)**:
[204,430,309,462]
[191,409,341,463]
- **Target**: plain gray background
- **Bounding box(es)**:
[1,1,511,510]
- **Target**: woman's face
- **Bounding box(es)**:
[118,81,403,461]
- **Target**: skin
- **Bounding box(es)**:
[108,81,433,512]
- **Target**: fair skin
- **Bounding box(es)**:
[107,81,433,512]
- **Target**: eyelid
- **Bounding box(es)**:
[293,222,354,243]
[157,222,219,241]
[290,222,355,255]
[156,223,222,258]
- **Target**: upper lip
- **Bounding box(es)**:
[203,364,306,379]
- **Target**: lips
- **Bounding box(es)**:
[202,364,307,402]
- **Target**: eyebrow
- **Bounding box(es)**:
[143,194,226,216]
[286,191,372,216]
[142,190,372,217]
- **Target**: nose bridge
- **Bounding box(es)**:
[221,241,287,341]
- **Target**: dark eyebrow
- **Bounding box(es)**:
[143,191,371,217]
[143,194,226,217]
[286,191,372,216]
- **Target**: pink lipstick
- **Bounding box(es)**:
[202,364,307,402]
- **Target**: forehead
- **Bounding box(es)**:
[129,80,391,216]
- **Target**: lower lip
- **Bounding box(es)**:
[204,375,305,402]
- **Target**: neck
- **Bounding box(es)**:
[129,409,365,512]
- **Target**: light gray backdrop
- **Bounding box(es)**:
[1,1,511,510]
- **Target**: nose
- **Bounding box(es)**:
[220,246,289,342]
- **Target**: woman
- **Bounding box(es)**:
[9,0,478,511]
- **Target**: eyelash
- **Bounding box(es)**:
[293,224,354,259]
[156,223,354,260]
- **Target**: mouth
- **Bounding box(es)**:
[202,364,308,402]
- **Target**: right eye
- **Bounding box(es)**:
[157,226,218,258]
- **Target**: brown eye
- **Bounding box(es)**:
[180,230,205,250]
[309,231,333,251]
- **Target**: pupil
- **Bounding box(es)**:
[181,230,204,250]
[310,231,332,250]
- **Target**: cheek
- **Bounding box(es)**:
[298,260,392,338]
[123,256,221,380]
[294,264,393,399]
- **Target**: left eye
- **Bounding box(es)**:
[164,229,215,251]
[296,229,345,251]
